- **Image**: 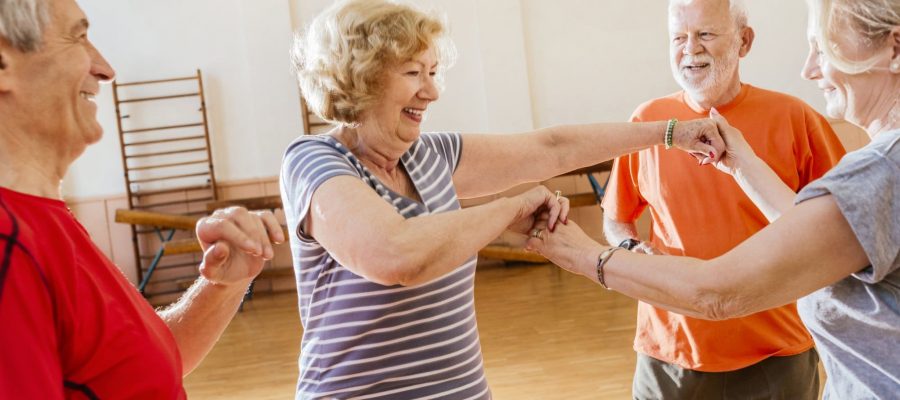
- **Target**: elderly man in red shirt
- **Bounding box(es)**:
[0,0,282,398]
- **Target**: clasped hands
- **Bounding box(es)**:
[509,111,753,272]
[195,206,286,287]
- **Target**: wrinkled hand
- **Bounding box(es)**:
[518,211,551,252]
[672,118,726,165]
[507,185,570,238]
[196,207,285,286]
[527,219,599,277]
[709,107,757,176]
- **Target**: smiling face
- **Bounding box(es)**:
[358,48,440,145]
[2,0,115,158]
[668,0,750,105]
[802,32,850,120]
[801,15,898,128]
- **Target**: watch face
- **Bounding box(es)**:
[619,239,639,250]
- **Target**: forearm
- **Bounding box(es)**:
[602,251,747,319]
[537,121,669,180]
[157,277,249,375]
[578,199,865,320]
[457,122,670,198]
[567,245,724,318]
[544,197,866,322]
[389,197,522,285]
[733,156,798,222]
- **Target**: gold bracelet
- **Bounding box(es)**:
[596,247,622,290]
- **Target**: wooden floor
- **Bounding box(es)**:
[185,262,639,399]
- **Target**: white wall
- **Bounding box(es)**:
[522,1,675,126]
[521,0,826,127]
[65,0,826,199]
[740,1,820,105]
[289,0,534,135]
[65,0,302,199]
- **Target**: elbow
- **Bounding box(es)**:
[534,127,565,174]
[379,256,425,287]
[355,243,426,287]
[540,126,563,148]
[689,286,749,321]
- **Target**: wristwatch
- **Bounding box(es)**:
[618,238,641,251]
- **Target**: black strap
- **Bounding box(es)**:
[64,380,100,400]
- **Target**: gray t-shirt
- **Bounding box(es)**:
[794,129,900,399]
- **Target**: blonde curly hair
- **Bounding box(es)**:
[809,0,900,74]
[292,0,456,126]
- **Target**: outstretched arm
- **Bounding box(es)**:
[710,108,800,222]
[534,194,868,320]
[453,119,724,198]
[306,176,567,287]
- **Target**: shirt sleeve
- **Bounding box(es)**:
[419,132,463,174]
[796,108,846,187]
[601,109,651,223]
[280,138,360,241]
[0,249,64,399]
[795,145,900,283]
[601,152,648,223]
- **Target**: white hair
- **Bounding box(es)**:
[729,0,749,27]
[668,0,750,27]
[0,0,49,52]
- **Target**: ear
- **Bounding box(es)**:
[0,40,15,93]
[890,26,900,74]
[738,26,755,58]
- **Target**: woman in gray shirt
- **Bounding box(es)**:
[533,0,899,398]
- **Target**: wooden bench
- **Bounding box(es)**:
[115,208,289,298]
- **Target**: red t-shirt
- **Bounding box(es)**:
[0,187,186,399]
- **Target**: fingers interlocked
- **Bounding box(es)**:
[197,206,285,261]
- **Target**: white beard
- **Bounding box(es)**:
[673,46,741,103]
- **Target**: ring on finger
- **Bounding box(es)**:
[554,190,562,201]
[530,228,544,239]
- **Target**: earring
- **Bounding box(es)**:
[893,62,900,72]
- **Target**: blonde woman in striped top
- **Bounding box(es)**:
[284,0,726,398]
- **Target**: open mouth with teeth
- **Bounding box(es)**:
[79,91,96,102]
[402,107,424,122]
[683,63,710,72]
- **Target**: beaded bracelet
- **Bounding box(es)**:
[664,118,677,150]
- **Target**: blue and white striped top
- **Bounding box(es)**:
[280,132,490,400]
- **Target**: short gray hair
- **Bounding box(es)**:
[0,0,49,52]
[730,0,749,27]
[668,0,750,28]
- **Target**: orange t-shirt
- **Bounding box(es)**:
[601,84,846,372]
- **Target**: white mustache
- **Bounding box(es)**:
[681,57,713,67]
